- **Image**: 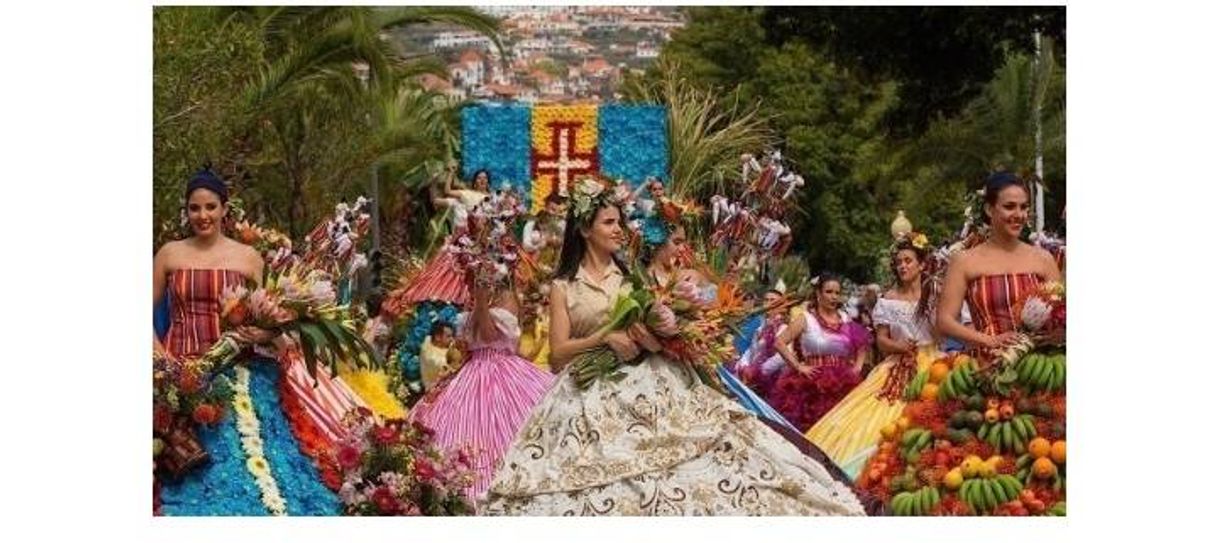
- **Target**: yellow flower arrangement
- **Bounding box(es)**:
[530,105,598,212]
[336,365,407,419]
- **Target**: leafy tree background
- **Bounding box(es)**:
[154,6,1064,285]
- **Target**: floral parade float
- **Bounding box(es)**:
[857,282,1066,516]
[154,195,475,515]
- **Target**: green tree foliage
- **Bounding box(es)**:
[153,6,500,251]
[153,7,263,239]
[760,6,1065,136]
[644,6,1065,282]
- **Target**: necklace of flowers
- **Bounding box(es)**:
[233,366,288,516]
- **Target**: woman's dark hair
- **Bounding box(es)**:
[555,204,630,281]
[185,166,228,204]
[888,240,936,324]
[430,321,453,337]
[982,171,1030,221]
[470,169,492,188]
[811,272,843,306]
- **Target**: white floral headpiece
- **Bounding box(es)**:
[570,176,627,224]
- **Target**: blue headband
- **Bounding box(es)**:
[986,171,1020,190]
[186,168,228,203]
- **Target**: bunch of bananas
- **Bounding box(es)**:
[960,474,1024,514]
[1048,501,1066,516]
[899,428,933,462]
[1016,352,1066,393]
[891,486,941,516]
[938,362,978,400]
[978,414,1038,454]
[903,369,930,401]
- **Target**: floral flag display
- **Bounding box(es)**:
[460,103,669,212]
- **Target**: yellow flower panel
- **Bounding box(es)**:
[530,105,599,212]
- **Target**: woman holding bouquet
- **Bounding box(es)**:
[154,168,340,515]
[804,234,944,480]
[769,275,872,433]
[481,178,866,516]
[936,172,1062,355]
[407,271,556,503]
[640,215,801,433]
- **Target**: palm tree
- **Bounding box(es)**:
[209,6,504,236]
[904,36,1065,228]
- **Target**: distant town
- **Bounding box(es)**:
[390,5,685,103]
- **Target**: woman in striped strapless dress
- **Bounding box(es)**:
[408,281,555,503]
[935,173,1063,356]
[153,169,354,515]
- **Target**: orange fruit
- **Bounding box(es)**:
[1050,440,1066,464]
[896,416,911,430]
[1028,437,1052,459]
[1032,457,1058,479]
[929,362,951,384]
[920,383,940,401]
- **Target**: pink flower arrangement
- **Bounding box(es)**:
[334,409,475,516]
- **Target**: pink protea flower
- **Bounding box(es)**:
[646,302,680,338]
[672,278,702,305]
[1020,296,1053,331]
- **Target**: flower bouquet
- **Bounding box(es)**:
[233,220,297,273]
[450,192,526,290]
[153,336,242,478]
[568,269,747,393]
[219,266,385,380]
[984,282,1066,396]
[335,409,475,516]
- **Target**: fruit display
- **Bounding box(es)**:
[859,350,1066,516]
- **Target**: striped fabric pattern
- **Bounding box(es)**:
[965,273,1043,336]
[408,347,555,502]
[717,363,799,433]
[399,249,469,306]
[280,349,369,444]
[163,269,366,445]
[164,269,246,359]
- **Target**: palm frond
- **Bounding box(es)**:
[373,6,505,61]
[626,59,776,200]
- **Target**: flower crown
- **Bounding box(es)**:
[891,231,931,254]
[570,176,623,225]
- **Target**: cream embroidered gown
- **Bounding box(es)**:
[480,266,867,516]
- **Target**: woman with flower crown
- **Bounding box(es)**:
[804,232,946,481]
[154,169,341,515]
[480,177,867,516]
[635,199,802,435]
